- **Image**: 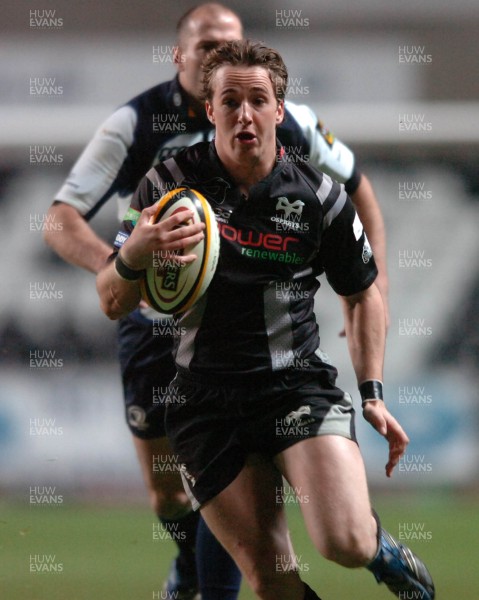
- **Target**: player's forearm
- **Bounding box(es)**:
[96,259,142,320]
[349,175,389,310]
[341,283,386,385]
[43,203,112,274]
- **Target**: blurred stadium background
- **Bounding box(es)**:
[1,0,478,598]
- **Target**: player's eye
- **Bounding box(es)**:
[223,98,238,108]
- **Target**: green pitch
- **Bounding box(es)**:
[2,490,477,599]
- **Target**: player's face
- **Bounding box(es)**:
[205,66,285,176]
[175,13,242,105]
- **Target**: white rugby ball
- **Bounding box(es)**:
[140,187,220,314]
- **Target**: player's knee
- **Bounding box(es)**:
[149,488,190,519]
[141,466,189,518]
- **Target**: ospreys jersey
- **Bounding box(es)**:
[115,142,377,383]
[55,76,359,224]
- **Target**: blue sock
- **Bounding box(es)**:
[160,510,199,578]
[196,515,242,600]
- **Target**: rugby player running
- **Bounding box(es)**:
[96,39,434,600]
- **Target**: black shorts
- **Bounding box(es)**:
[118,309,176,439]
[165,367,357,510]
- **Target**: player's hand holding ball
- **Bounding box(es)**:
[120,204,205,271]
[127,188,221,314]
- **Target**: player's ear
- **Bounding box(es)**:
[206,101,215,124]
[173,45,185,71]
[276,100,285,125]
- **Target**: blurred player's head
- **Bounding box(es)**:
[174,3,243,106]
[203,40,286,173]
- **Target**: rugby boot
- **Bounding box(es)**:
[367,527,435,599]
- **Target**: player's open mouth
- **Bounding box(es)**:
[236,131,256,143]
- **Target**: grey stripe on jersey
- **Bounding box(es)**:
[163,157,186,185]
[264,284,295,371]
[146,167,171,197]
[315,175,333,206]
[315,175,348,230]
[175,294,208,371]
[146,158,186,197]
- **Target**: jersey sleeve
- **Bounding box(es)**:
[284,101,360,192]
[54,105,137,218]
[112,169,153,251]
[318,186,377,297]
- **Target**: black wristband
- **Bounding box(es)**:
[115,253,143,281]
[359,380,384,404]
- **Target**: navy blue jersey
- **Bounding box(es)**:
[115,141,377,383]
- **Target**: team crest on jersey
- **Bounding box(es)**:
[271,197,309,232]
[317,120,335,148]
[275,197,305,218]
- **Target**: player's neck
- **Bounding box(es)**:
[221,151,276,197]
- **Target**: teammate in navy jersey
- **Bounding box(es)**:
[97,40,435,600]
[45,4,388,599]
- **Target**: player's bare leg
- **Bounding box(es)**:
[275,435,435,598]
[134,436,200,599]
[274,435,378,566]
[200,453,322,600]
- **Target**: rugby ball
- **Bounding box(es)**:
[140,187,220,314]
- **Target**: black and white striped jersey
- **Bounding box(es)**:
[54,76,359,225]
[115,141,377,383]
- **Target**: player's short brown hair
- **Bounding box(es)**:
[202,39,288,102]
